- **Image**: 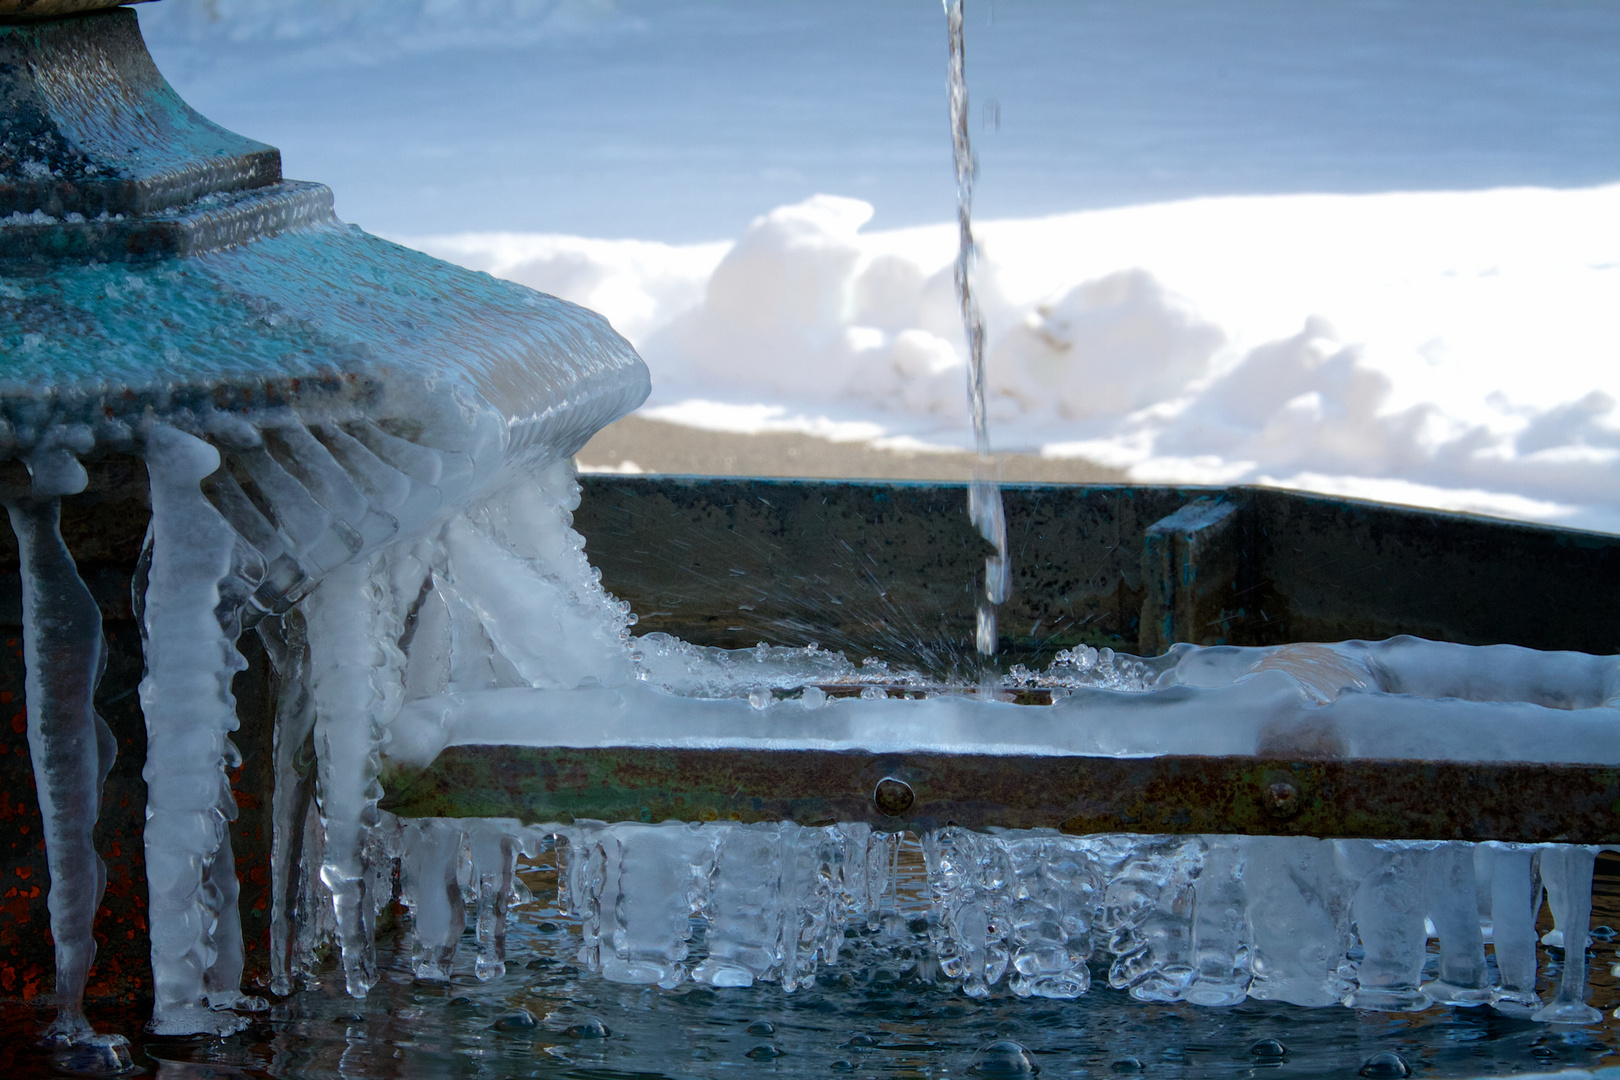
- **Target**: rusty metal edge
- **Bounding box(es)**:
[378,745,1620,845]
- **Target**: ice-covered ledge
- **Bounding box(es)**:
[386,637,1620,768]
[376,636,1620,847]
[0,4,646,1045]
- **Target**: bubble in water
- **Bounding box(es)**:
[747,1020,776,1035]
[831,1061,855,1073]
[1111,1057,1145,1073]
[746,1044,784,1060]
[970,1039,1039,1076]
[846,1034,877,1048]
[1250,1039,1288,1059]
[490,1008,537,1032]
[563,1018,612,1039]
[1359,1051,1411,1078]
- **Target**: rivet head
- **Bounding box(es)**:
[874,777,915,817]
[1265,780,1301,818]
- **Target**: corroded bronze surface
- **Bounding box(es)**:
[379,745,1620,845]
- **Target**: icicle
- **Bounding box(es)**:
[466,823,520,982]
[399,819,468,980]
[1185,839,1250,1006]
[1243,837,1353,1008]
[290,796,337,981]
[693,825,786,988]
[1104,836,1200,1002]
[864,829,903,933]
[304,549,406,998]
[601,824,709,988]
[783,825,866,990]
[559,824,609,973]
[1532,845,1602,1024]
[1422,841,1490,1006]
[1002,834,1096,1000]
[924,827,1012,998]
[260,610,316,996]
[1484,843,1542,1017]
[831,822,875,951]
[2,479,117,1046]
[137,424,252,1035]
[1338,841,1429,1011]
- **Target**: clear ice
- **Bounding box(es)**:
[538,822,1607,1020]
[3,466,114,1043]
[138,425,257,1036]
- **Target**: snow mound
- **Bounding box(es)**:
[408,183,1620,533]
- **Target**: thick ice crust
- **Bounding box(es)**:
[386,637,1620,769]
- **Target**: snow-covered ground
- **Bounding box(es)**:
[140,0,1620,531]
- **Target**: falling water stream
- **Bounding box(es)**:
[947,0,1011,661]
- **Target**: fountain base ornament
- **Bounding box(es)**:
[0,1,646,1040]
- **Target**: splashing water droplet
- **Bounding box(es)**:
[1358,1051,1411,1078]
[563,1018,612,1039]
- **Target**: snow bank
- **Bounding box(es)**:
[407,183,1620,532]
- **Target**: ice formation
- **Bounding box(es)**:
[14,409,1620,1034]
[355,813,1611,1023]
[383,636,1620,768]
[3,462,114,1043]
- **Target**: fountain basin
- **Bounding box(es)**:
[7,473,1620,1001]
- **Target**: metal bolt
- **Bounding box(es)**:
[1265,780,1301,818]
[874,777,915,817]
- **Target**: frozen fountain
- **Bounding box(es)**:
[3,1,1620,1076]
